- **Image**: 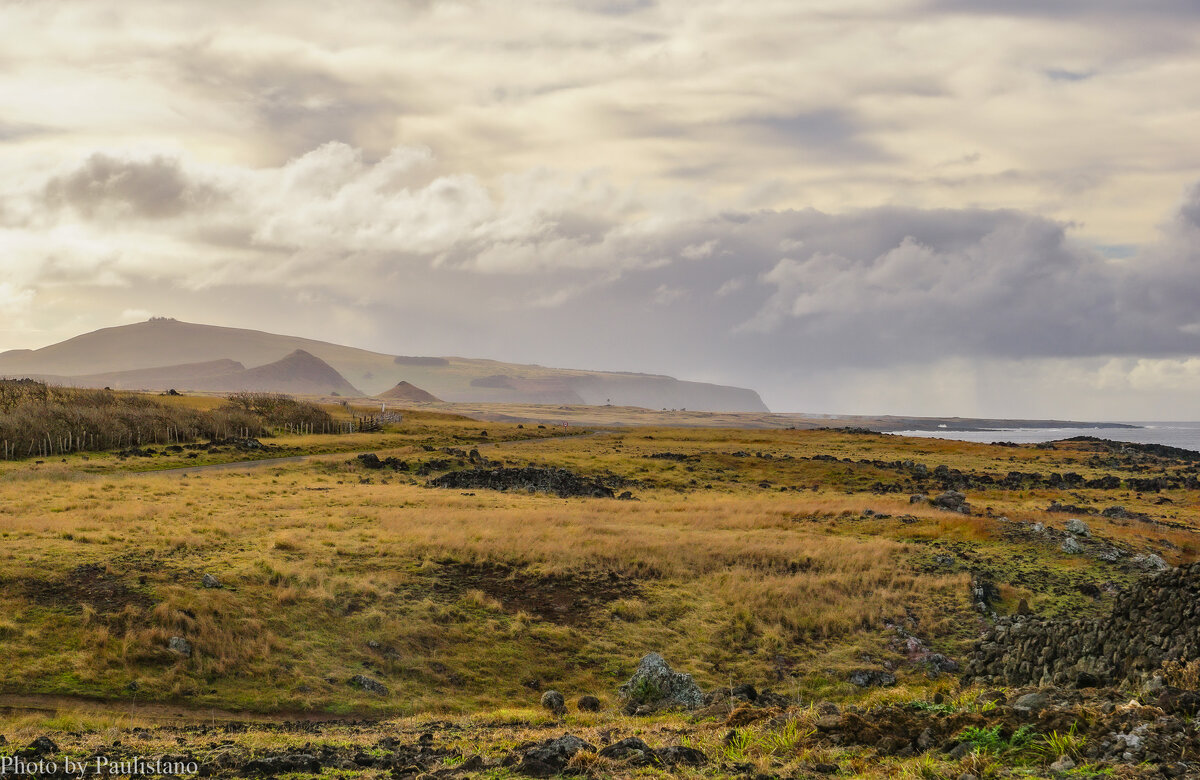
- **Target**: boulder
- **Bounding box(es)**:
[348,674,389,696]
[654,745,707,767]
[167,637,192,657]
[1133,553,1169,572]
[1061,536,1083,554]
[925,653,959,673]
[1049,755,1076,773]
[576,695,601,712]
[597,737,659,765]
[1064,518,1091,536]
[516,735,595,777]
[730,683,757,702]
[24,736,58,757]
[931,491,971,514]
[201,573,222,589]
[618,653,704,711]
[540,690,566,715]
[1012,691,1051,714]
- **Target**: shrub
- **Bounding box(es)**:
[222,393,332,428]
[0,381,329,459]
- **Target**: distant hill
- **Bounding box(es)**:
[28,351,362,397]
[378,381,442,403]
[0,318,769,411]
[56,359,247,389]
[228,350,362,396]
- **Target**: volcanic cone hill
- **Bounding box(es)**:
[377,381,442,403]
[224,350,363,395]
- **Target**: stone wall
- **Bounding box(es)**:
[963,563,1200,688]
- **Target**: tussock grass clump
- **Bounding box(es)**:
[1162,659,1200,690]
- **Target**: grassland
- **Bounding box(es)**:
[0,401,1197,777]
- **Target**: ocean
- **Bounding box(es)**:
[891,422,1200,453]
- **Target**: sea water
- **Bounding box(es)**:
[891,422,1200,453]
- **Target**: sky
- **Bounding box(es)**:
[2,0,1200,418]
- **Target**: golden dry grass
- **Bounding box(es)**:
[0,406,1195,717]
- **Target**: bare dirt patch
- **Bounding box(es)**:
[14,563,151,613]
[432,563,639,625]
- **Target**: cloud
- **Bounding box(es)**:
[1045,68,1095,82]
[0,120,51,142]
[0,283,35,312]
[17,143,1200,378]
[3,2,1200,415]
[44,153,224,220]
[926,0,1200,19]
[652,284,687,305]
[738,109,892,163]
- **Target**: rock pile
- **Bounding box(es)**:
[964,563,1196,688]
[509,734,704,777]
[356,453,409,470]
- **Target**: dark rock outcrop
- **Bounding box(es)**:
[964,563,1196,688]
[597,737,659,765]
[930,490,971,514]
[348,674,389,696]
[356,453,408,471]
[515,735,595,777]
[429,467,617,499]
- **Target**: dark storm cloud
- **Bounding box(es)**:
[476,199,1200,373]
[43,153,224,219]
